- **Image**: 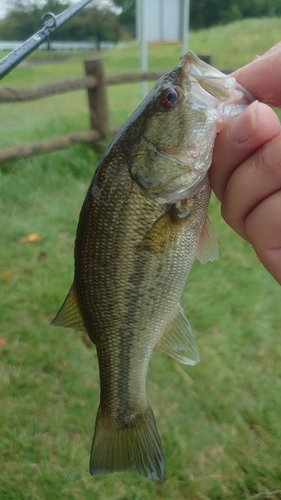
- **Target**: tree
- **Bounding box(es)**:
[190,0,281,29]
[112,0,135,37]
[0,0,122,44]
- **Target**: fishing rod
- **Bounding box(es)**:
[0,0,93,80]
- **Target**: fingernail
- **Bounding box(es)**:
[229,101,258,143]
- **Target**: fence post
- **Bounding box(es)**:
[84,58,109,140]
[197,53,212,65]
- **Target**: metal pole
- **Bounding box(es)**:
[0,0,93,80]
[139,0,148,99]
[181,0,190,54]
[136,0,141,42]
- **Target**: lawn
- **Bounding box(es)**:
[1,17,281,500]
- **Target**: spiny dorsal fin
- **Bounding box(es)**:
[155,303,200,366]
[51,285,86,333]
[196,216,219,264]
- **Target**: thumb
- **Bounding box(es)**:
[210,102,281,202]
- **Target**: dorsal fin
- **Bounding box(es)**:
[155,303,200,366]
[196,216,219,264]
[51,285,86,333]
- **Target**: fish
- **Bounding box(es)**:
[52,51,254,481]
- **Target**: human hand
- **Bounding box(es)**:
[210,43,281,284]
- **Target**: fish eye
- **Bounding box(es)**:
[160,87,181,109]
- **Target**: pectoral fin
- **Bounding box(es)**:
[155,304,200,365]
[140,209,179,254]
[196,216,219,264]
[51,285,86,333]
[140,204,192,254]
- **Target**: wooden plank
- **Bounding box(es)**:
[0,76,97,103]
[0,129,102,163]
[105,71,164,85]
[0,71,164,104]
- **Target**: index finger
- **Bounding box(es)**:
[232,42,281,107]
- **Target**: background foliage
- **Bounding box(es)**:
[0,0,123,45]
[190,0,281,28]
[1,0,281,43]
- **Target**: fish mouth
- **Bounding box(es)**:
[180,50,255,107]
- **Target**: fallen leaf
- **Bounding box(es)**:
[37,252,47,261]
[0,338,6,347]
[20,233,41,243]
[1,271,12,279]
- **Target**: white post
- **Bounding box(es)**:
[181,0,190,54]
[136,0,141,42]
[136,0,190,99]
[137,0,148,99]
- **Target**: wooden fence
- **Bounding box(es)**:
[0,56,231,164]
[0,58,165,164]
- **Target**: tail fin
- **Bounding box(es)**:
[90,404,165,481]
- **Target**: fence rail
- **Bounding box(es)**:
[0,130,102,164]
[0,71,165,103]
[0,76,97,102]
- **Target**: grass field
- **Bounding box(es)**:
[1,17,281,500]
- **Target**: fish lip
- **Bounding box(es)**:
[234,82,255,104]
[179,50,220,79]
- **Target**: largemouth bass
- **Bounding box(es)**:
[52,51,253,481]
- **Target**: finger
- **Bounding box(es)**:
[232,42,281,107]
[245,191,281,284]
[220,134,281,241]
[210,102,281,201]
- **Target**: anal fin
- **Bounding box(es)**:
[155,303,200,365]
[51,285,86,333]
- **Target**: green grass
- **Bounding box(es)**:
[188,16,281,68]
[1,17,281,500]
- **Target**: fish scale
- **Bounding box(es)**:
[52,51,253,481]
